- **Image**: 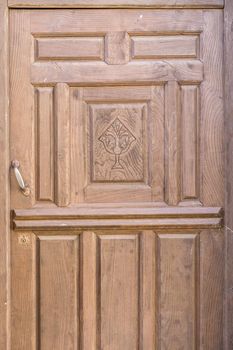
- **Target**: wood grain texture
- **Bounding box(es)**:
[140,232,157,349]
[29,9,204,35]
[158,233,199,350]
[80,232,97,350]
[225,0,233,230]
[151,86,165,202]
[39,236,79,350]
[11,232,38,350]
[0,0,8,347]
[99,234,139,349]
[70,85,164,204]
[36,37,104,61]
[54,83,70,207]
[36,87,54,202]
[12,206,223,231]
[8,0,224,9]
[225,228,233,349]
[9,8,226,349]
[105,32,130,65]
[201,10,224,206]
[224,1,233,348]
[200,229,224,350]
[31,60,203,85]
[165,81,181,205]
[10,10,35,208]
[132,35,199,59]
[181,85,199,201]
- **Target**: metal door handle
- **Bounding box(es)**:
[11,160,30,196]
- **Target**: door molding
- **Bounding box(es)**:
[224,0,233,348]
[12,206,223,231]
[0,0,9,348]
[8,0,224,9]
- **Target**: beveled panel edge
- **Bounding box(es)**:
[12,206,223,231]
[8,0,224,9]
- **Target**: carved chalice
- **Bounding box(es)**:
[99,117,136,170]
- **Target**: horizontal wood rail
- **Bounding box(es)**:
[13,206,223,231]
[8,0,224,9]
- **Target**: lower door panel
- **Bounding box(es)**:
[11,229,224,350]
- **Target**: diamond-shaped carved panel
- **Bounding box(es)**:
[90,105,146,182]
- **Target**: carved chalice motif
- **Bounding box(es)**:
[98,117,136,170]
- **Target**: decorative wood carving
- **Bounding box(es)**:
[93,107,142,182]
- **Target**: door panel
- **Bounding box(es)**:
[10,8,224,350]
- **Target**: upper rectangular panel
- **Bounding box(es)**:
[8,0,224,9]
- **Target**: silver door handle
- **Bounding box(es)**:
[11,160,30,196]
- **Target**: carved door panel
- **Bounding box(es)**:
[10,9,224,350]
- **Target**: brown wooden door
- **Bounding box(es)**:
[10,8,224,350]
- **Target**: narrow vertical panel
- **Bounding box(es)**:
[201,11,224,206]
[70,87,85,203]
[151,86,165,202]
[181,85,199,200]
[0,0,8,348]
[225,2,233,347]
[99,234,139,350]
[140,232,157,349]
[165,81,181,205]
[36,87,54,202]
[200,229,224,350]
[225,228,233,350]
[11,232,38,350]
[39,236,79,350]
[80,232,97,350]
[54,83,70,207]
[158,233,198,350]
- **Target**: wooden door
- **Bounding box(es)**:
[10,8,224,350]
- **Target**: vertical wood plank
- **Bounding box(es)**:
[225,1,233,348]
[0,0,8,347]
[165,81,181,205]
[151,86,165,203]
[36,87,54,202]
[225,228,233,349]
[200,229,224,350]
[181,85,199,201]
[140,231,157,350]
[80,232,97,350]
[201,10,224,206]
[99,234,139,350]
[10,10,35,208]
[11,232,38,350]
[158,233,199,350]
[70,87,85,203]
[39,235,79,350]
[54,83,70,207]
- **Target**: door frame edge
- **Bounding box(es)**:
[224,0,233,349]
[0,0,9,348]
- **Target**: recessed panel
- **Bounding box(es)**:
[39,236,79,350]
[35,37,104,61]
